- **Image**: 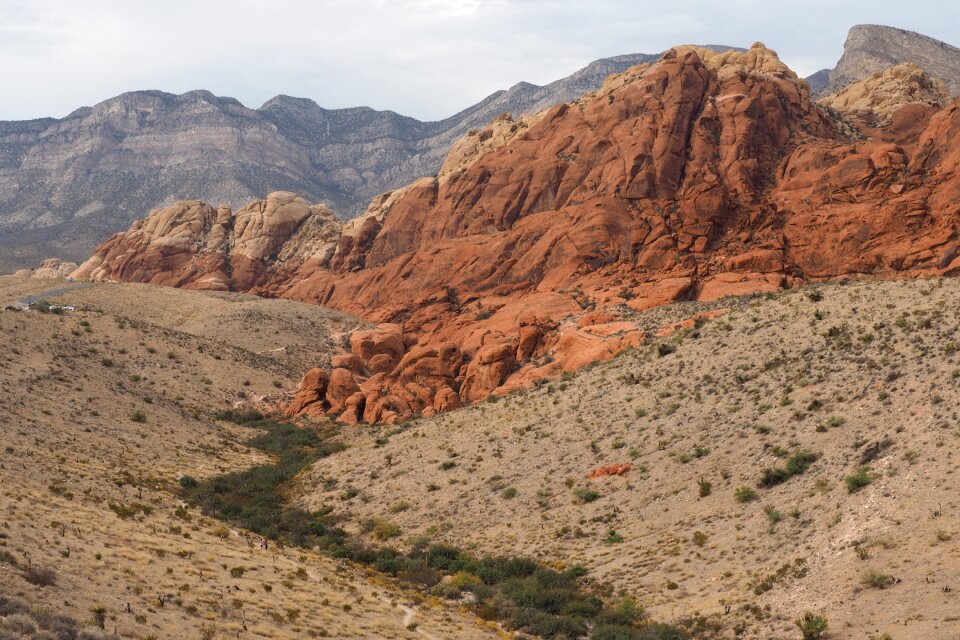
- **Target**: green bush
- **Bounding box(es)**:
[734,486,758,503]
[845,466,873,493]
[795,611,828,639]
[758,451,819,488]
[574,487,601,503]
[181,413,685,640]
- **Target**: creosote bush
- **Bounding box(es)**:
[21,566,57,587]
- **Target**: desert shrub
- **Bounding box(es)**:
[574,487,600,503]
[795,612,828,639]
[758,451,819,488]
[178,475,198,489]
[130,411,146,423]
[2,613,36,635]
[593,623,686,640]
[861,569,893,588]
[734,486,758,503]
[373,520,401,541]
[214,409,265,424]
[0,596,29,616]
[846,466,873,493]
[22,566,57,586]
[697,479,712,497]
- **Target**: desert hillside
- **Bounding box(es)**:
[297,277,960,639]
[0,278,502,639]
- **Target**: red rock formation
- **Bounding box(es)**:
[72,45,960,422]
[285,368,330,417]
[588,464,633,479]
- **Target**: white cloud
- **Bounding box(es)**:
[0,0,957,121]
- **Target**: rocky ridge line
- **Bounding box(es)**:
[69,44,960,424]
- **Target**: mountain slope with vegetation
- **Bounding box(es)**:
[299,277,960,639]
[0,277,501,639]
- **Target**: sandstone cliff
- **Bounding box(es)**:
[75,43,960,424]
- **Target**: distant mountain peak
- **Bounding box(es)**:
[809,24,960,97]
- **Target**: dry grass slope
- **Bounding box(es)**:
[300,278,960,639]
[0,277,502,640]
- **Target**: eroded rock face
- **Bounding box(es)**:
[71,192,341,291]
[13,258,79,279]
[820,63,950,125]
[2,52,694,273]
[77,44,960,423]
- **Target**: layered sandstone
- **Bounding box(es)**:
[75,44,960,423]
[2,51,711,273]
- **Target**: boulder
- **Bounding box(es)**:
[284,368,330,417]
[460,342,517,402]
[588,464,633,478]
[350,324,405,372]
[325,368,361,414]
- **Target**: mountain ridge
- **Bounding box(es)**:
[69,44,960,425]
[0,50,701,272]
[811,24,960,96]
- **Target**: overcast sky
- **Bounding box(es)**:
[1,0,958,122]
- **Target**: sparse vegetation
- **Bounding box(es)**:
[845,466,873,493]
[794,611,828,639]
[184,413,684,639]
[758,451,819,488]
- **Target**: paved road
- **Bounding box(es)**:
[17,283,94,307]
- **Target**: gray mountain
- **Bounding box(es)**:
[807,24,960,96]
[1,50,705,272]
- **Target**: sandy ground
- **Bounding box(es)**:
[0,277,502,640]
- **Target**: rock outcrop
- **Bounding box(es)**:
[75,43,960,423]
[588,464,633,479]
[71,192,341,291]
[812,24,960,97]
[12,258,79,279]
[819,63,950,125]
